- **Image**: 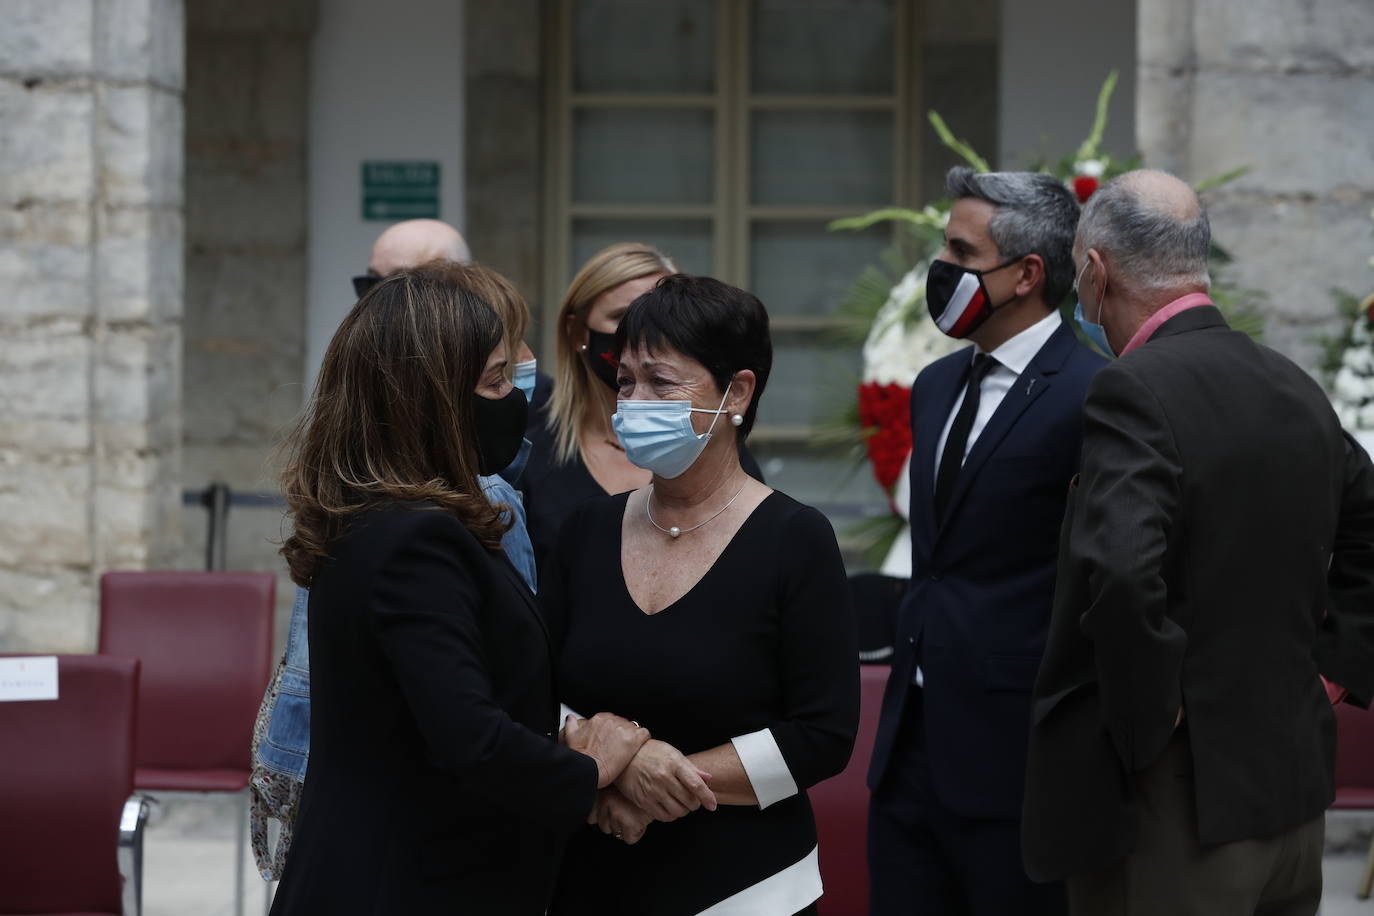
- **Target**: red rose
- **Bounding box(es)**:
[858,382,913,493]
[1073,175,1099,203]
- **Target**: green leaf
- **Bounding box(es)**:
[1074,70,1119,163]
[1315,288,1363,387]
[927,111,991,173]
[845,513,907,570]
[829,207,945,232]
[1194,167,1250,194]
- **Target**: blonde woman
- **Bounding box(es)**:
[524,242,764,563]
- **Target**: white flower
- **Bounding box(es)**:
[1074,158,1107,178]
[862,264,964,386]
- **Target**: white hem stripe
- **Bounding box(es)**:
[697,845,822,916]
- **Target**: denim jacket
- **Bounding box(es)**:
[256,474,538,781]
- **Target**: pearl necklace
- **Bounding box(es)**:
[645,482,748,539]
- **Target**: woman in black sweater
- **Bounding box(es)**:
[543,275,859,916]
[523,243,764,568]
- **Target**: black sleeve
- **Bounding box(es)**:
[1318,431,1374,707]
[769,506,860,789]
[369,511,597,830]
[1073,364,1188,773]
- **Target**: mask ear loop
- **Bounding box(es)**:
[691,379,734,441]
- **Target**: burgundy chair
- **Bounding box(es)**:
[813,664,890,916]
[0,654,148,916]
[1332,701,1374,900]
[98,571,276,914]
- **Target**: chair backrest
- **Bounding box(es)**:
[0,654,138,915]
[1334,701,1374,792]
[99,570,275,773]
[812,664,889,916]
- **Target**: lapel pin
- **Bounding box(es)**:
[1026,378,1038,396]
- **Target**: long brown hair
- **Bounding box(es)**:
[451,262,530,380]
[547,242,676,463]
[279,262,509,587]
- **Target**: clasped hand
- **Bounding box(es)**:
[562,712,651,788]
[613,738,717,822]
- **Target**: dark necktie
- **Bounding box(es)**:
[934,353,996,520]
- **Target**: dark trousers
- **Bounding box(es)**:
[1067,728,1323,916]
[867,694,1066,916]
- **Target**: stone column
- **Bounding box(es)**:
[1138,0,1374,365]
[0,0,184,651]
[465,0,545,337]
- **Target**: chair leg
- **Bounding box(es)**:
[1359,832,1374,900]
[235,789,248,916]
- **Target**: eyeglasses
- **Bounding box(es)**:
[352,273,382,298]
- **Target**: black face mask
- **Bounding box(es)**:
[925,257,1023,339]
[584,329,621,391]
[471,388,529,476]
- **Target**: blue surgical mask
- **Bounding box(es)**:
[611,382,733,479]
[512,359,538,403]
[1073,261,1115,357]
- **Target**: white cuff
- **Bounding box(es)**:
[730,728,798,810]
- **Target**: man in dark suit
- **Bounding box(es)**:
[1022,169,1374,915]
[867,168,1105,915]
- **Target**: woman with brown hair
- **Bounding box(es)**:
[267,263,649,916]
[524,242,763,564]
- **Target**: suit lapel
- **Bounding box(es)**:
[911,352,974,546]
[490,548,553,654]
[935,321,1078,536]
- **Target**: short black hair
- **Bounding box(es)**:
[615,274,772,439]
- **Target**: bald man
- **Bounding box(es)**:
[1022,170,1374,915]
[351,218,473,297]
[350,220,543,405]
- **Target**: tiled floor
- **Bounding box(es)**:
[141,794,1372,916]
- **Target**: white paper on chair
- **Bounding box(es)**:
[0,655,58,701]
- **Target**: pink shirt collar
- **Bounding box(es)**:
[1120,293,1214,356]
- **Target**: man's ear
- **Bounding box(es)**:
[1016,254,1046,299]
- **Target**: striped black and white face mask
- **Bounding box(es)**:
[925,257,1024,339]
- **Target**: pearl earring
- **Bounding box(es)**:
[730,413,744,427]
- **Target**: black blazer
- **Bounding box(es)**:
[269,503,598,915]
[1022,306,1374,881]
[868,320,1105,818]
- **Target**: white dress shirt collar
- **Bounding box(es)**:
[973,308,1062,376]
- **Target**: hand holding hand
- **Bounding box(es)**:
[563,713,651,788]
[614,739,717,822]
[588,787,653,845]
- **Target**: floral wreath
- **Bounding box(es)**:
[1323,209,1374,430]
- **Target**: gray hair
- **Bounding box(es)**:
[1077,175,1211,293]
[945,166,1081,307]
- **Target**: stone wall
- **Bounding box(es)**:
[0,0,185,652]
[465,0,546,344]
[181,0,316,639]
[921,0,1000,200]
[1138,0,1374,367]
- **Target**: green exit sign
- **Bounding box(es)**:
[362,161,440,220]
